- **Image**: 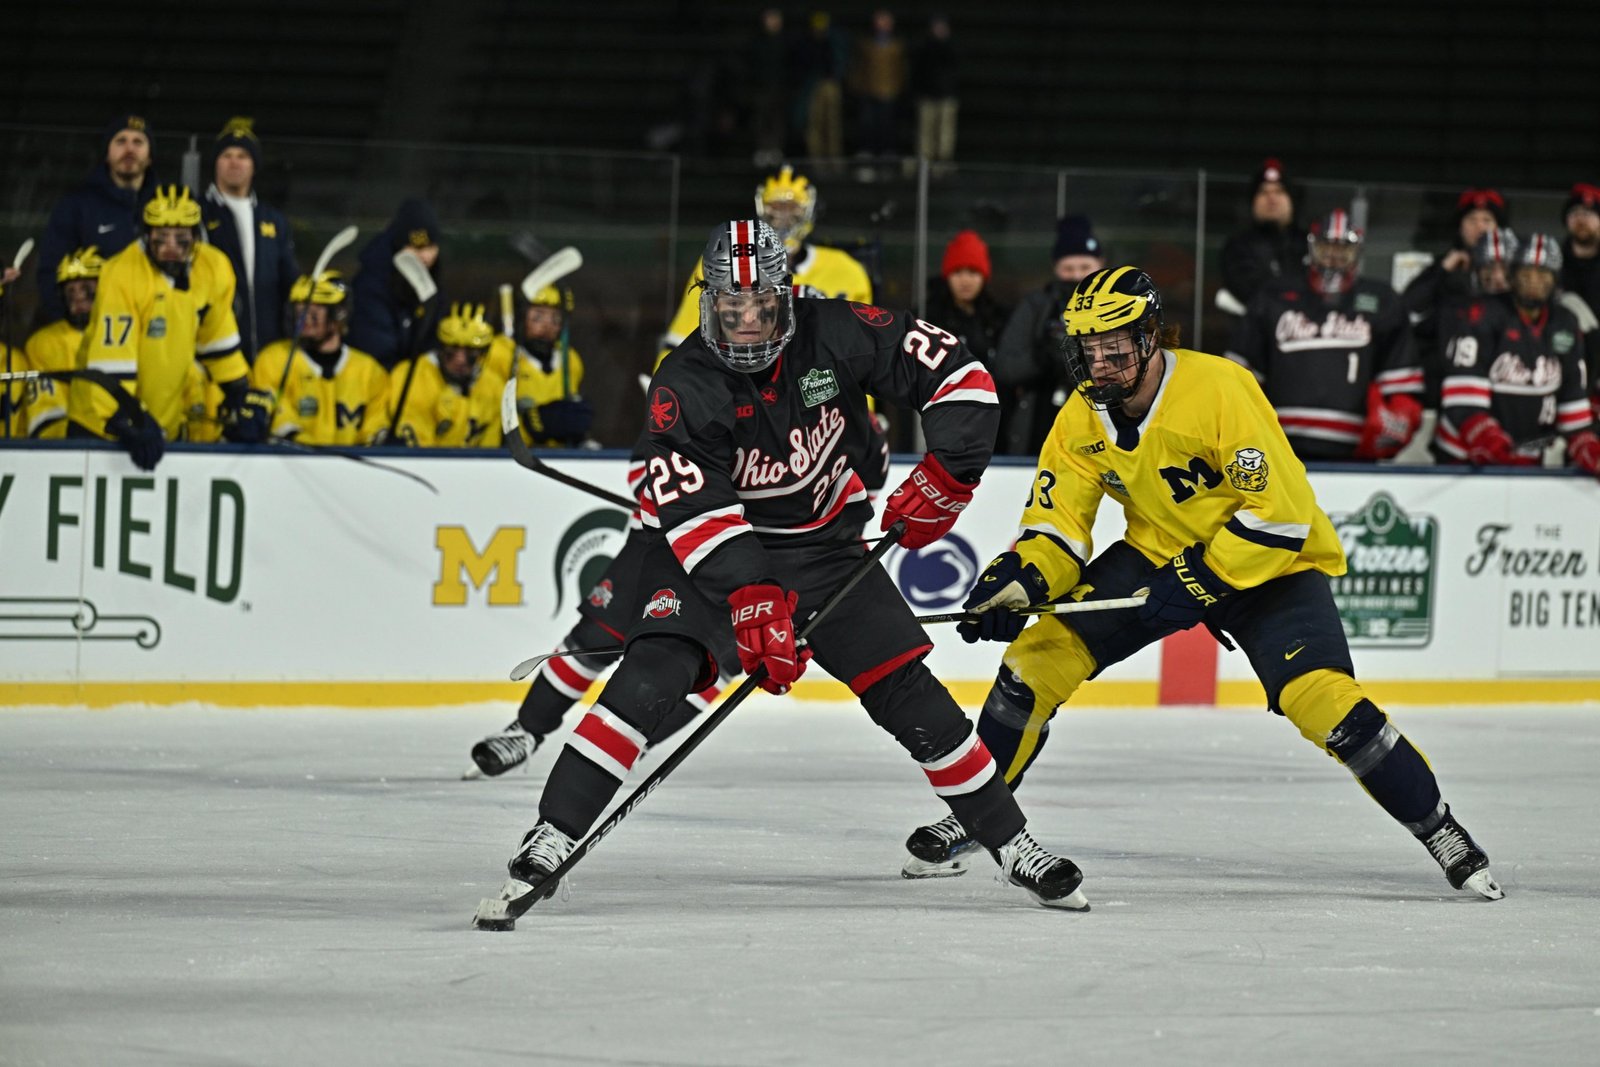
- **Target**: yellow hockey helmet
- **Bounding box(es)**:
[528,284,574,313]
[1059,267,1165,410]
[289,270,350,307]
[142,184,202,228]
[754,165,816,253]
[437,301,494,349]
[56,246,105,284]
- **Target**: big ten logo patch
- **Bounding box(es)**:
[434,526,525,606]
[887,532,980,610]
[552,508,629,616]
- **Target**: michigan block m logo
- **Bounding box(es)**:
[433,526,525,605]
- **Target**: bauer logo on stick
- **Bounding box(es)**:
[643,588,683,619]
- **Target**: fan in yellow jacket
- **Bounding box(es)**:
[251,271,389,445]
[381,301,506,447]
[67,186,272,469]
[656,166,872,365]
[897,265,1505,903]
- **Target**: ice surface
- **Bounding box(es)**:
[2,701,1597,1066]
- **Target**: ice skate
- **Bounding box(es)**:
[993,828,1089,911]
[1421,810,1503,900]
[901,813,981,879]
[507,821,577,901]
[469,724,540,778]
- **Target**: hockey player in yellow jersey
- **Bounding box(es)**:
[656,165,872,363]
[251,271,389,445]
[381,301,506,448]
[17,247,104,437]
[901,266,1505,901]
[489,283,594,447]
[67,185,272,469]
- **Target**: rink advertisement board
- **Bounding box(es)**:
[1,446,1597,706]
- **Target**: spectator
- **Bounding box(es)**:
[1558,183,1600,321]
[35,114,157,324]
[849,9,909,159]
[380,302,507,448]
[1218,157,1306,313]
[19,247,105,438]
[348,198,442,369]
[749,8,793,167]
[1400,187,1507,405]
[201,117,299,363]
[925,228,1010,449]
[912,15,959,165]
[795,11,847,161]
[1226,207,1422,462]
[495,283,595,448]
[250,271,389,446]
[1435,234,1600,479]
[992,214,1105,454]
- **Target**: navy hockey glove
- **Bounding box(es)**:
[1138,544,1232,634]
[105,406,165,471]
[537,397,594,444]
[957,551,1051,644]
[218,381,273,444]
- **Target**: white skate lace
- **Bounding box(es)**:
[1425,823,1470,869]
[996,830,1055,885]
[926,814,968,847]
[519,825,576,874]
[483,731,533,767]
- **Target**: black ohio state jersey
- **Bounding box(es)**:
[640,299,999,602]
[1226,278,1421,459]
[1437,295,1596,460]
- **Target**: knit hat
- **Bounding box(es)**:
[941,229,991,279]
[1563,183,1600,219]
[210,116,261,172]
[1052,214,1101,261]
[1251,157,1289,198]
[101,113,152,155]
[1456,187,1507,227]
[390,197,442,250]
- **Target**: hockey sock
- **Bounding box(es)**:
[917,727,1026,848]
[1282,672,1445,834]
[515,618,616,736]
[982,620,1096,784]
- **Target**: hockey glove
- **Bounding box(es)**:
[880,453,977,550]
[1567,430,1600,478]
[218,381,273,444]
[1354,384,1423,460]
[957,551,1051,644]
[105,406,166,471]
[537,397,594,444]
[1138,544,1233,635]
[728,583,811,695]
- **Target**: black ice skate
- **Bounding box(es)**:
[901,813,981,879]
[1421,810,1504,900]
[507,821,577,902]
[468,724,541,779]
[992,829,1090,911]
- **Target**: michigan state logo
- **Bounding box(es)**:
[551,508,629,616]
[1225,447,1269,492]
[1328,491,1437,647]
[798,368,839,408]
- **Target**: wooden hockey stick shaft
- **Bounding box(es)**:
[913,595,1147,626]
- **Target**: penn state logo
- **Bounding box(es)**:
[1225,447,1269,492]
[643,588,683,619]
[887,532,980,610]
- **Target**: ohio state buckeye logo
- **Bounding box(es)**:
[851,303,893,326]
[643,588,683,619]
[649,387,680,432]
[587,579,614,609]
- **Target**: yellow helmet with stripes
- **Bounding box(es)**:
[528,284,574,313]
[437,302,494,349]
[289,270,350,308]
[1059,266,1165,410]
[754,165,816,253]
[142,184,202,228]
[56,246,105,283]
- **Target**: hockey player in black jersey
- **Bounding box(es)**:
[1436,234,1600,475]
[491,219,1088,910]
[1228,208,1425,461]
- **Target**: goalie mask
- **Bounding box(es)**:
[1060,266,1164,411]
[141,184,203,286]
[1512,233,1562,310]
[698,219,795,372]
[754,166,816,254]
[1306,208,1362,296]
[56,246,104,330]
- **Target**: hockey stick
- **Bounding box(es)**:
[2,238,33,437]
[472,521,908,930]
[519,246,582,304]
[509,643,620,682]
[914,595,1148,626]
[498,379,635,509]
[378,249,441,444]
[274,225,358,405]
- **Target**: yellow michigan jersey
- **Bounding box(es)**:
[381,354,506,448]
[485,334,589,446]
[20,320,82,437]
[252,339,390,446]
[1013,348,1345,596]
[69,242,248,438]
[657,243,873,362]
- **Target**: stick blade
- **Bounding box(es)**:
[472,897,517,931]
[500,379,520,435]
[519,247,583,303]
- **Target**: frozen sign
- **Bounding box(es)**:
[1327,492,1437,647]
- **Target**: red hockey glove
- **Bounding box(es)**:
[1460,413,1516,466]
[880,453,977,550]
[1567,430,1600,478]
[728,583,810,695]
[1354,385,1423,460]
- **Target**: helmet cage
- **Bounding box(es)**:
[698,220,795,372]
[1306,209,1363,296]
[1063,318,1159,410]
